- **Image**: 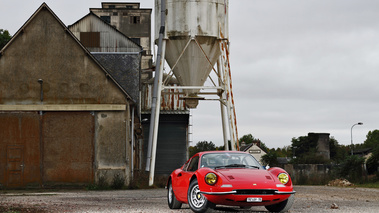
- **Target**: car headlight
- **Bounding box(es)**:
[205,173,217,185]
[278,173,289,184]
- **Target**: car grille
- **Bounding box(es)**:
[235,189,277,195]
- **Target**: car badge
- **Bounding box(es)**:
[253,183,257,186]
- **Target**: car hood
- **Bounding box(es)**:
[216,168,277,187]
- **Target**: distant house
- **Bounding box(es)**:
[241,142,267,164]
[0,3,141,188]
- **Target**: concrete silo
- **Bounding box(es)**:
[147,0,238,185]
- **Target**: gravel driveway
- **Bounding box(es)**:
[1,186,379,212]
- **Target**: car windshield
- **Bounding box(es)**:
[200,152,262,169]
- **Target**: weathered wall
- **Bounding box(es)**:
[284,164,334,185]
[43,112,94,185]
[0,8,127,105]
[95,109,131,185]
[69,14,142,53]
[0,4,135,188]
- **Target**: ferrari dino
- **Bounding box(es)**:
[167,151,295,212]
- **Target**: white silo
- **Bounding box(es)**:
[147,0,238,185]
[155,0,228,96]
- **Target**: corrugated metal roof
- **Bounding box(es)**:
[68,12,142,52]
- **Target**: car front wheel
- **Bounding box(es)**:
[167,180,182,209]
[265,194,294,212]
[187,179,214,213]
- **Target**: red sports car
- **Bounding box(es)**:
[167,151,295,212]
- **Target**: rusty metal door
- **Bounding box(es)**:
[6,145,24,188]
[0,112,40,188]
[42,112,94,184]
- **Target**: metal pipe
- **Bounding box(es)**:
[38,79,43,102]
[350,122,363,155]
[131,107,134,180]
[149,41,166,186]
[162,86,223,90]
[217,58,229,150]
[146,0,166,186]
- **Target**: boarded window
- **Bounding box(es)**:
[80,32,100,48]
[100,16,110,24]
[130,16,140,24]
[130,38,140,45]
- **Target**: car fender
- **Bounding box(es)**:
[195,168,231,193]
[268,167,293,186]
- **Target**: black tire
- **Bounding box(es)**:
[265,194,294,212]
[167,180,182,209]
[187,179,214,213]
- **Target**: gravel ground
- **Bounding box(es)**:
[0,186,379,212]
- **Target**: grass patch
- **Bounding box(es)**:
[355,181,379,188]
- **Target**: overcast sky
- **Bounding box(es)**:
[1,0,378,149]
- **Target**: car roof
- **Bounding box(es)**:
[197,150,247,156]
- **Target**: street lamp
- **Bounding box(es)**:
[351,122,363,155]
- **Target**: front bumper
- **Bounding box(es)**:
[201,190,296,195]
[200,189,296,206]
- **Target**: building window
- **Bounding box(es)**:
[100,16,110,24]
[130,16,140,24]
[130,38,140,45]
[109,5,115,9]
[80,32,100,48]
[113,12,118,16]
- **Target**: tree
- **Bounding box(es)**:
[189,141,216,157]
[291,135,317,160]
[337,155,365,183]
[0,29,11,49]
[366,147,379,175]
[239,134,255,145]
[238,133,269,152]
[291,134,345,164]
[364,130,379,149]
[330,137,348,163]
[363,130,379,175]
[261,152,279,167]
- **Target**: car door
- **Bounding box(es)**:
[174,155,199,201]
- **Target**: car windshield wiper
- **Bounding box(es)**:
[246,165,261,169]
[225,164,246,168]
[215,164,261,169]
[215,164,246,168]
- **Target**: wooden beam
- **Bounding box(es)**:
[0,104,126,111]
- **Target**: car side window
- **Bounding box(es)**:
[187,156,199,172]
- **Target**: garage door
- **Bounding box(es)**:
[0,112,40,188]
[42,112,94,184]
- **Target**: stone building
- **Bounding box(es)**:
[0,3,141,188]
